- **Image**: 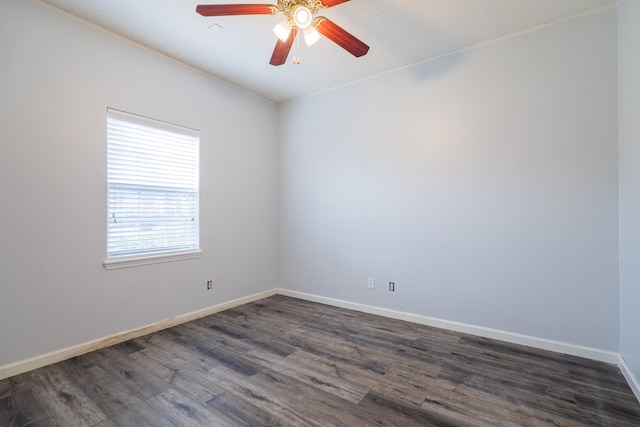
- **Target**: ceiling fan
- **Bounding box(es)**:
[196,0,369,66]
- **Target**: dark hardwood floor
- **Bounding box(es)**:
[1,295,639,426]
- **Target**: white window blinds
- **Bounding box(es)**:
[106,109,200,264]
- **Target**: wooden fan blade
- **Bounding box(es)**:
[270,27,298,66]
[314,17,369,57]
[196,4,277,16]
[319,0,350,7]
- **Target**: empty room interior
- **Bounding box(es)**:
[2,0,640,425]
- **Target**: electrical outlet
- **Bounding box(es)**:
[389,281,395,291]
[368,277,375,290]
[207,280,213,290]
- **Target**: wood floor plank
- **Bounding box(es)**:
[280,348,436,406]
[574,392,640,426]
[244,348,371,404]
[91,420,118,427]
[358,390,463,427]
[422,382,553,427]
[198,315,299,357]
[0,375,32,401]
[0,388,54,427]
[436,368,605,426]
[277,325,392,375]
[250,368,376,426]
[205,365,325,426]
[90,345,173,400]
[144,331,219,375]
[1,294,638,426]
[443,349,579,402]
[128,347,225,404]
[205,390,295,427]
[163,322,266,377]
[145,387,233,427]
[63,364,173,427]
[30,363,108,427]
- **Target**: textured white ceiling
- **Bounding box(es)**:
[38,0,616,103]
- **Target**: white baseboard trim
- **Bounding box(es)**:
[619,355,640,403]
[0,287,623,382]
[0,289,277,381]
[276,289,620,365]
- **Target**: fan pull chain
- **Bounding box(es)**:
[293,29,301,65]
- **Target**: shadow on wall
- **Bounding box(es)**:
[410,53,465,82]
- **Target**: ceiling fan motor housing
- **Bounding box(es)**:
[278,0,321,22]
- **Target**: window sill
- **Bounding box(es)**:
[103,250,202,270]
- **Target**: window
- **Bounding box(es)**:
[104,109,200,269]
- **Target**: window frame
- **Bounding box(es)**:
[103,108,201,270]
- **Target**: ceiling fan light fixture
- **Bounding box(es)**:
[196,1,370,66]
[303,25,321,46]
[273,19,292,42]
[292,5,313,29]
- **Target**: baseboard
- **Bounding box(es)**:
[619,355,640,403]
[276,289,620,365]
[0,287,622,382]
[0,289,277,381]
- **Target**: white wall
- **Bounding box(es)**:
[0,0,279,367]
[618,0,640,388]
[279,10,619,351]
